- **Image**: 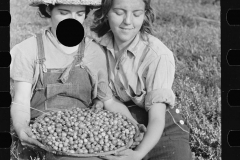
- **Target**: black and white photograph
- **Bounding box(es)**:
[10,0,221,160]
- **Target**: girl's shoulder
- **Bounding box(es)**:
[11,28,50,59]
[12,27,51,52]
[13,35,37,50]
[143,34,173,57]
[11,35,38,60]
[85,36,101,46]
[85,36,105,54]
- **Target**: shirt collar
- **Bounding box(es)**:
[99,31,114,50]
[127,33,140,57]
[43,26,65,53]
[99,31,141,57]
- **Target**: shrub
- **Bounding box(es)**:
[173,75,221,160]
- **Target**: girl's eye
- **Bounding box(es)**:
[60,11,68,15]
[133,11,143,17]
[115,10,124,15]
[77,12,85,16]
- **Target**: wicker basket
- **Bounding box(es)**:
[32,108,140,157]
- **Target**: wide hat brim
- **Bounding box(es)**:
[29,0,101,6]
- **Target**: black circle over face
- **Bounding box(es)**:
[56,19,84,47]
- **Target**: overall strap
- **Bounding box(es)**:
[103,46,111,82]
[35,33,46,85]
[36,33,46,63]
[59,38,86,84]
[75,37,85,64]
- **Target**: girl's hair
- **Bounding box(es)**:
[91,0,156,38]
[38,4,91,18]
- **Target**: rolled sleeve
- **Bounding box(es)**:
[96,69,113,102]
[97,81,113,101]
[145,88,175,111]
[83,38,113,102]
[145,54,175,110]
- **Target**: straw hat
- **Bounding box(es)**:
[29,0,101,6]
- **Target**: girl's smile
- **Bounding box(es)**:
[107,0,145,48]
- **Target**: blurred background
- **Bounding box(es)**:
[10,0,221,159]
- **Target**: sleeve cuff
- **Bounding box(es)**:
[145,88,175,111]
[10,76,33,84]
[97,82,113,102]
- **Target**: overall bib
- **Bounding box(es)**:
[124,101,192,160]
[11,34,102,160]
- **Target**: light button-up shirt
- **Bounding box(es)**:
[99,32,176,111]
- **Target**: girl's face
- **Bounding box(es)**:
[47,4,86,37]
[107,0,145,45]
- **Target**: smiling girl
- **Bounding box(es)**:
[91,0,192,159]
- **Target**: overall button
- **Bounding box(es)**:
[176,109,180,114]
[179,120,184,125]
[42,64,47,73]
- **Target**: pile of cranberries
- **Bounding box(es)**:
[30,107,137,155]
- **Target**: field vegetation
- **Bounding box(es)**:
[10,0,221,159]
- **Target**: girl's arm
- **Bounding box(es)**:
[134,103,166,159]
[11,81,32,128]
[103,96,138,124]
[92,96,146,149]
[102,103,166,160]
[11,81,43,147]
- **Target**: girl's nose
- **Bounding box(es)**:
[123,13,132,25]
[71,13,77,20]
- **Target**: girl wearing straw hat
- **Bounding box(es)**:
[10,0,144,159]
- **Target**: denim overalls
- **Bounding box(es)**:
[30,33,92,118]
[11,33,102,160]
[124,101,192,160]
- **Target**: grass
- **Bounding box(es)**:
[10,0,221,159]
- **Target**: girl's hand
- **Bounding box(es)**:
[131,124,147,149]
[92,98,104,110]
[101,149,142,160]
[14,122,44,149]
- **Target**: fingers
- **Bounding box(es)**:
[25,136,44,148]
[100,149,132,160]
[19,128,44,148]
[138,124,147,132]
[92,99,104,110]
[130,146,135,149]
[142,126,147,132]
[130,141,140,149]
[21,141,37,148]
[114,149,131,156]
[134,132,144,142]
[134,124,146,139]
[132,141,140,146]
[95,102,103,110]
[21,134,43,148]
[25,127,36,138]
